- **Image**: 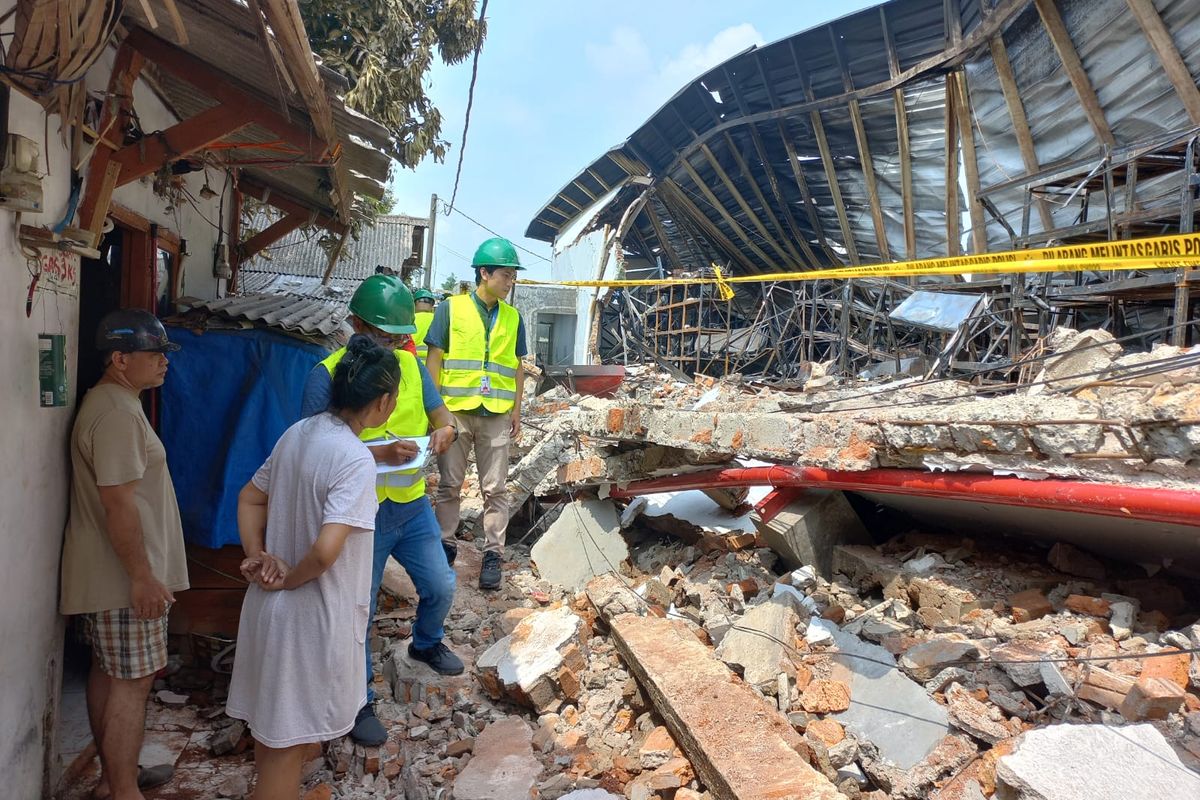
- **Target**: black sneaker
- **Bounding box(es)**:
[479,551,502,591]
[350,703,387,746]
[442,540,458,566]
[407,641,465,675]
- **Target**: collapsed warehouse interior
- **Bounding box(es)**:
[527,0,1200,383]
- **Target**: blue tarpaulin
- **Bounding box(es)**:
[160,327,328,548]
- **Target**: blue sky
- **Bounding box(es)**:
[390,1,880,285]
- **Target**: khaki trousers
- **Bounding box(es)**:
[436,411,511,554]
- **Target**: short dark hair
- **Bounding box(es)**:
[330,334,400,412]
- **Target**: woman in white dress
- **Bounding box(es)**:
[227,335,398,800]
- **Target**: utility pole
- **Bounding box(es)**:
[424,193,437,290]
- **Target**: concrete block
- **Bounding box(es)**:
[996,723,1200,800]
[531,500,628,592]
[452,717,542,800]
[476,607,585,713]
[753,490,872,576]
[811,619,950,770]
[716,595,800,693]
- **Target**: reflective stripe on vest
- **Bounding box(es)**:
[439,294,519,413]
[320,346,429,504]
[413,311,434,362]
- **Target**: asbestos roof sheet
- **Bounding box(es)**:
[186,272,355,337]
[243,213,428,280]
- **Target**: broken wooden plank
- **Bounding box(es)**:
[603,609,841,800]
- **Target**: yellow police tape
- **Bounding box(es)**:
[518,231,1200,299]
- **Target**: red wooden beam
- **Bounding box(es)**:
[239,213,305,261]
[124,26,326,161]
[80,41,144,247]
[112,104,249,186]
[239,178,347,236]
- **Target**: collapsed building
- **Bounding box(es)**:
[527,0,1200,380]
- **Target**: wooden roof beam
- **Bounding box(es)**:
[679,158,778,268]
[111,104,249,186]
[1033,0,1116,148]
[945,76,961,257]
[80,40,143,248]
[988,34,1055,231]
[881,6,916,260]
[735,60,820,266]
[239,178,347,235]
[239,213,306,260]
[953,69,988,254]
[660,179,760,274]
[830,25,891,261]
[793,40,859,265]
[125,27,327,160]
[1124,0,1200,126]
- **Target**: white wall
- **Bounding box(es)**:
[552,228,607,364]
[0,21,230,794]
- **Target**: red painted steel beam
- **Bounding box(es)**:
[608,466,1200,529]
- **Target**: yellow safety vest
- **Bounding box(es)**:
[439,294,519,414]
[413,311,434,361]
[320,347,428,504]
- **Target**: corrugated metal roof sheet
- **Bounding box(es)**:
[527,0,1200,275]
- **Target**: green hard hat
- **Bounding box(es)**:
[348,274,417,334]
[413,288,437,303]
[471,237,525,270]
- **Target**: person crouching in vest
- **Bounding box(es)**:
[412,288,437,362]
[299,274,462,747]
[424,237,529,591]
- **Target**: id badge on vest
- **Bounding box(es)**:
[479,373,492,396]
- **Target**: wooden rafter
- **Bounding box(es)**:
[989,34,1054,231]
[1124,0,1200,126]
[699,142,799,267]
[660,179,759,274]
[830,26,890,261]
[881,6,916,259]
[793,42,859,265]
[79,40,144,247]
[743,57,822,266]
[1033,0,1115,148]
[125,28,325,160]
[720,132,809,265]
[679,158,777,268]
[953,70,987,254]
[239,213,305,260]
[111,104,249,186]
[945,77,961,257]
[239,178,346,235]
[777,119,837,263]
[643,196,684,272]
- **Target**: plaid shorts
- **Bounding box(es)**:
[82,607,170,680]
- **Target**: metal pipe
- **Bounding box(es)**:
[606,465,1200,528]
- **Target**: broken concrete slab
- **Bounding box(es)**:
[900,639,981,681]
[715,595,799,693]
[451,716,542,800]
[606,613,841,800]
[751,489,872,575]
[476,606,586,713]
[558,791,622,800]
[811,619,951,770]
[995,723,1200,800]
[531,500,628,592]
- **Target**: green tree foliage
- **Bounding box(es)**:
[299,0,486,168]
[440,273,459,292]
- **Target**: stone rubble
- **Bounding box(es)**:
[63,342,1200,800]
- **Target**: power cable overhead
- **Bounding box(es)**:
[448,0,489,211]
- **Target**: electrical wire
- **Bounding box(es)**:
[441,201,552,263]
[448,0,489,211]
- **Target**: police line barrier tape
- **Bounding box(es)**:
[517,231,1200,298]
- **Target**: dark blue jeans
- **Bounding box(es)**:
[365,496,455,702]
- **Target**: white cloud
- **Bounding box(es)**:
[585,26,653,78]
[657,23,765,90]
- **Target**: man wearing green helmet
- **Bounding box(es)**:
[424,237,528,590]
[411,288,437,362]
[299,274,465,746]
